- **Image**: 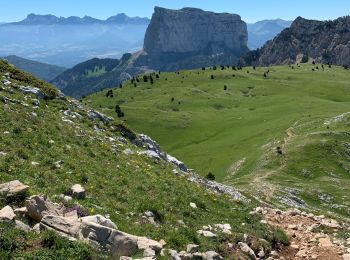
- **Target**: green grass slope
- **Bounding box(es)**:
[85,64,350,217]
[0,60,284,258]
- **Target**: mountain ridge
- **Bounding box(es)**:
[6,13,150,25]
[241,15,350,66]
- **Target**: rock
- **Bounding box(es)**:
[120,257,132,260]
[14,207,27,216]
[205,251,224,260]
[0,180,29,197]
[290,243,300,250]
[81,215,117,229]
[260,220,267,224]
[25,195,65,221]
[123,149,135,155]
[288,224,298,230]
[214,223,232,234]
[178,252,192,259]
[186,244,199,253]
[138,150,161,160]
[319,237,333,247]
[79,221,162,258]
[15,220,31,232]
[286,208,301,216]
[238,242,257,259]
[54,160,64,169]
[197,230,216,238]
[0,205,16,221]
[241,16,350,67]
[168,249,181,260]
[159,239,166,247]
[193,252,205,258]
[33,223,41,233]
[40,214,81,237]
[70,184,86,199]
[343,254,350,260]
[296,249,308,258]
[257,247,265,258]
[190,202,197,209]
[87,110,113,124]
[321,219,340,229]
[2,79,11,85]
[143,7,248,71]
[166,154,188,172]
[143,211,154,218]
[19,86,44,98]
[143,247,156,257]
[59,194,73,203]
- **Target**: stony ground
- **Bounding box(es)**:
[252,207,350,260]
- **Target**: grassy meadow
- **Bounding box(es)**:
[86,64,350,216]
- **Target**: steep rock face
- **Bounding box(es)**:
[140,7,248,70]
[241,16,350,66]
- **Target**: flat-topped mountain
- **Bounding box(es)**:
[137,7,248,71]
[242,16,350,66]
[52,7,250,97]
[144,7,247,55]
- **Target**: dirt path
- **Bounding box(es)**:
[252,207,350,260]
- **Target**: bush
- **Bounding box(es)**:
[115,105,125,118]
[106,90,113,98]
[271,228,290,247]
[206,172,216,180]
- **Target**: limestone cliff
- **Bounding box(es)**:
[139,7,248,70]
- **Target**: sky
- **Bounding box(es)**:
[1,0,349,23]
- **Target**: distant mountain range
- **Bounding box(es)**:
[247,19,292,49]
[3,55,66,81]
[0,13,150,67]
[0,12,292,68]
[10,13,150,25]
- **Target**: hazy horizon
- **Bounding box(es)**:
[1,0,349,23]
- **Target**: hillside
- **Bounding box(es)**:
[86,64,350,218]
[242,16,350,66]
[247,19,292,49]
[4,55,66,81]
[51,54,147,98]
[0,59,295,259]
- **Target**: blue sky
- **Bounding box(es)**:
[1,0,349,23]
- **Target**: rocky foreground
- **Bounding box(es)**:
[2,179,350,259]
